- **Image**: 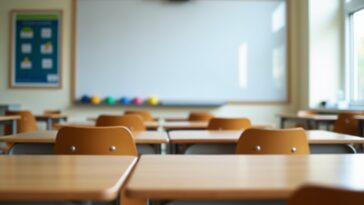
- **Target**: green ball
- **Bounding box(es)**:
[105,96,116,104]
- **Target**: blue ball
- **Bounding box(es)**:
[80,95,91,103]
[120,97,132,105]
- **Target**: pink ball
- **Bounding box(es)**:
[132,97,144,105]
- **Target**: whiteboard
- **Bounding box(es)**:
[76,0,288,103]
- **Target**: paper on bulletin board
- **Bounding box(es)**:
[10,11,62,88]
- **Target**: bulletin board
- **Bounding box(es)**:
[10,10,62,88]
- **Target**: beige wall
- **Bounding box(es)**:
[0,0,343,126]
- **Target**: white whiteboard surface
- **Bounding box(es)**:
[76,0,288,102]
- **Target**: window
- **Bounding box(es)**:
[348,1,364,105]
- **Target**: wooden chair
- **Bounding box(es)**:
[188,112,214,121]
[125,110,154,121]
[288,185,364,205]
[207,117,252,130]
[5,110,38,134]
[96,114,146,131]
[235,128,310,154]
[295,110,317,129]
[333,112,363,136]
[54,126,138,156]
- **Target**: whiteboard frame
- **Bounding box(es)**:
[71,0,291,105]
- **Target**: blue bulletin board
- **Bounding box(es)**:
[10,10,62,88]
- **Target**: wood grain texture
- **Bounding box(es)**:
[0,115,21,121]
[0,155,137,201]
[0,130,168,144]
[168,130,364,144]
[126,155,364,200]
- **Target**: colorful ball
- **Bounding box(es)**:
[132,97,144,105]
[147,96,159,105]
[90,96,102,104]
[105,96,116,104]
[120,97,132,105]
[80,95,90,103]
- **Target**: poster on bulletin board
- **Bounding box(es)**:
[10,10,62,88]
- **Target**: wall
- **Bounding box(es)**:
[0,0,342,126]
[308,0,344,108]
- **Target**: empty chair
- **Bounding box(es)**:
[288,185,364,205]
[207,117,252,130]
[125,110,154,121]
[96,114,146,131]
[333,112,363,136]
[54,126,138,156]
[185,117,251,154]
[5,110,38,134]
[297,110,317,117]
[188,112,214,121]
[235,128,310,154]
[95,114,156,154]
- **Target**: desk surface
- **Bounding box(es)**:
[168,130,364,144]
[55,121,159,130]
[0,115,21,121]
[126,155,364,200]
[162,121,274,131]
[0,130,169,144]
[0,155,137,201]
[277,113,337,121]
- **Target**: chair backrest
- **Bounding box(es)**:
[288,185,364,205]
[5,110,38,134]
[235,128,310,154]
[188,112,214,122]
[207,117,252,130]
[333,112,363,135]
[54,126,138,156]
[125,110,154,121]
[95,114,146,131]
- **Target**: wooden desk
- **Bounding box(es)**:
[0,115,20,134]
[57,121,159,130]
[35,114,68,130]
[0,130,169,144]
[162,121,274,131]
[168,130,364,145]
[125,155,364,202]
[0,155,137,202]
[277,113,337,129]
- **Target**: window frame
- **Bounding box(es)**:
[346,0,364,105]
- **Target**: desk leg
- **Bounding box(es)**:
[11,119,17,134]
[47,118,52,130]
[359,121,364,137]
[280,118,285,128]
[313,120,320,130]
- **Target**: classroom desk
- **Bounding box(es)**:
[35,114,68,130]
[125,154,364,203]
[0,130,169,144]
[277,113,337,129]
[162,121,274,131]
[0,155,137,202]
[168,130,364,145]
[0,130,168,154]
[0,115,20,134]
[56,121,159,130]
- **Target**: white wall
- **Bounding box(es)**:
[308,0,344,108]
[0,0,344,126]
